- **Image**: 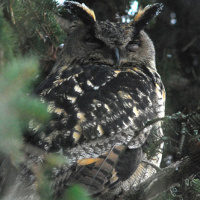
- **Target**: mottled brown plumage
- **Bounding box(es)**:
[25,1,165,199]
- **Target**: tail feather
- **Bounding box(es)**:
[53,145,143,197]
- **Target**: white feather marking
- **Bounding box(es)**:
[47,101,55,113]
[66,95,77,103]
[74,85,83,93]
[94,86,99,90]
[87,80,94,87]
[97,125,104,136]
[104,104,111,112]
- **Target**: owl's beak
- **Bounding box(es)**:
[114,47,120,67]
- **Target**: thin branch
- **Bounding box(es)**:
[182,36,198,52]
[141,160,162,172]
[9,0,16,25]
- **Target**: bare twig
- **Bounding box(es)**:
[182,36,198,52]
[142,160,162,172]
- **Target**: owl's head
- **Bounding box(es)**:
[58,1,163,71]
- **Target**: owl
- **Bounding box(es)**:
[26,1,165,199]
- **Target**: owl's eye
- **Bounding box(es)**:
[126,40,140,52]
[85,35,103,49]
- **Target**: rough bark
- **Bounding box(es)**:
[119,155,200,200]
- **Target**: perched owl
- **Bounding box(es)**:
[26,1,165,199]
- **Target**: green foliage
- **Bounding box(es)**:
[0,1,93,199]
[0,56,90,199]
[0,56,50,165]
[159,110,200,199]
[35,154,93,200]
[153,191,174,200]
[64,185,92,200]
[2,0,65,57]
[0,8,19,65]
[191,178,200,196]
[153,177,200,200]
[36,170,54,200]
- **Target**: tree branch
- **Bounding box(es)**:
[119,155,200,200]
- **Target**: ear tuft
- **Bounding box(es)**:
[64,1,96,25]
[132,3,163,31]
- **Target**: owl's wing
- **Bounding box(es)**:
[28,64,165,196]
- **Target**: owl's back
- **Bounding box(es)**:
[25,1,165,199]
